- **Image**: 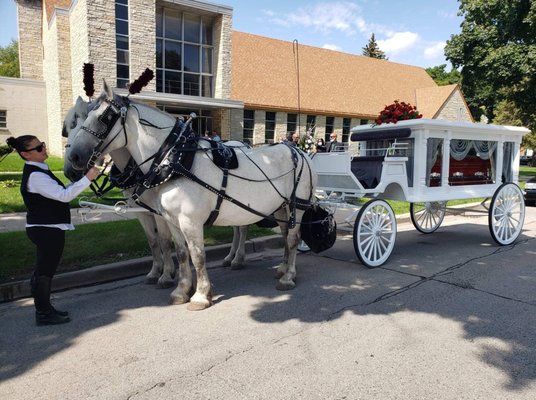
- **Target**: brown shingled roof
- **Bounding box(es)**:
[231,31,440,118]
[44,0,71,23]
[416,84,458,119]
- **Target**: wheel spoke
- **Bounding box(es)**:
[489,183,525,246]
[354,200,397,267]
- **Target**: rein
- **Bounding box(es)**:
[79,96,313,224]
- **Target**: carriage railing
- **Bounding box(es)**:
[355,140,410,158]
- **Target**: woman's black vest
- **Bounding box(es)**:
[21,164,71,224]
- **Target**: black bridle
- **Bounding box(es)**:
[80,96,129,170]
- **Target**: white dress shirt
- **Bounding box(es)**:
[25,161,91,230]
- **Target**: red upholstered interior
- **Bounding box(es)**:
[430,156,492,186]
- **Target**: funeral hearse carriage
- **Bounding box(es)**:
[311,119,529,267]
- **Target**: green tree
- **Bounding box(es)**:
[425,64,461,86]
[493,100,536,149]
[0,39,20,78]
[444,0,536,131]
[362,33,388,60]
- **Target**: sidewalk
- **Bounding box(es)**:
[0,203,482,303]
[0,208,284,303]
[0,207,140,233]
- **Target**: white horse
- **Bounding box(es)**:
[63,97,183,288]
[66,82,317,310]
[63,97,250,285]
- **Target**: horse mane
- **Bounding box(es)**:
[125,98,176,137]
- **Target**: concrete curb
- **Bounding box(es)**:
[0,205,478,303]
[0,234,285,304]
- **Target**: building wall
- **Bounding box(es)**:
[229,108,243,140]
[214,13,232,100]
[16,0,43,80]
[129,0,156,91]
[253,110,266,143]
[70,0,91,101]
[86,0,116,91]
[0,77,47,143]
[232,109,369,146]
[435,89,473,122]
[42,10,73,156]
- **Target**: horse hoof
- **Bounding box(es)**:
[274,271,284,279]
[187,302,211,311]
[230,263,245,270]
[169,294,189,305]
[157,280,175,289]
[222,259,232,268]
[144,277,158,285]
[276,280,295,291]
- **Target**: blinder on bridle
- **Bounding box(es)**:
[81,98,127,140]
[80,97,129,169]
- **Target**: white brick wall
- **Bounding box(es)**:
[16,0,43,80]
[129,0,156,91]
[43,11,72,156]
[70,0,91,101]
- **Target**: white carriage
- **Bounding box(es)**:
[312,119,529,267]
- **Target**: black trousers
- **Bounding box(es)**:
[26,227,65,278]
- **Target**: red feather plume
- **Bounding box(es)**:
[128,68,154,95]
[83,63,95,98]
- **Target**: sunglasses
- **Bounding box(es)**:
[26,142,46,153]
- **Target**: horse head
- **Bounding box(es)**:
[67,80,128,173]
[63,96,92,181]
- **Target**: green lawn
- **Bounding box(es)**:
[0,221,274,283]
[0,152,65,172]
[1,156,533,284]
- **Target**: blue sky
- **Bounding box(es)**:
[0,0,463,69]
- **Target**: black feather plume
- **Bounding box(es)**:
[128,68,154,95]
[83,63,95,98]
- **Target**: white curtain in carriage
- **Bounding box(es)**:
[502,142,515,182]
[426,138,443,185]
[449,139,497,160]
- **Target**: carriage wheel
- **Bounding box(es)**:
[353,199,397,268]
[297,240,310,253]
[489,183,525,245]
[410,201,446,234]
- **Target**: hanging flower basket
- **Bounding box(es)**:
[374,100,422,126]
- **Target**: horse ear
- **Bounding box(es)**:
[75,96,84,106]
[102,79,113,99]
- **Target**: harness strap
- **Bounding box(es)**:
[130,118,183,201]
[204,157,231,226]
[174,161,297,224]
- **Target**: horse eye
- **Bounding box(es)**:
[70,115,78,130]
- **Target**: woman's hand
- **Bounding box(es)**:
[84,167,101,181]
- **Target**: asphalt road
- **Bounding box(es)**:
[1,207,535,400]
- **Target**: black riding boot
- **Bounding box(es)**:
[34,276,71,326]
[32,274,69,316]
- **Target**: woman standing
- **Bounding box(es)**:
[6,135,100,326]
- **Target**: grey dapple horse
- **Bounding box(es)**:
[63,97,250,288]
[66,82,316,310]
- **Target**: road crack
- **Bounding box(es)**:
[326,236,535,319]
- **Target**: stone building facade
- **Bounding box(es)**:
[13,0,241,155]
[6,0,474,156]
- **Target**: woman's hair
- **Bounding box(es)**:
[6,135,38,159]
[317,138,325,144]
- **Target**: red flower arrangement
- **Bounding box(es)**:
[374,100,422,125]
